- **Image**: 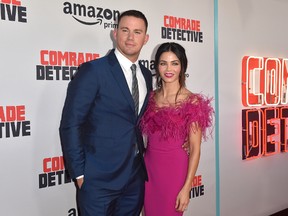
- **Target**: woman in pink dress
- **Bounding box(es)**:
[140,42,213,216]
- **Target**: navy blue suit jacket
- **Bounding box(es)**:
[59,49,152,190]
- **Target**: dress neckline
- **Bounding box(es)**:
[151,91,195,110]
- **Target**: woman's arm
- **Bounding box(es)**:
[175,123,202,212]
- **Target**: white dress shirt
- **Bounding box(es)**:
[115,48,147,114]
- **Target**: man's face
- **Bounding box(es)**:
[113,16,149,62]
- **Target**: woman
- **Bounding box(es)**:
[140,42,213,216]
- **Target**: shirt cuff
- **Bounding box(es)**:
[76,175,84,179]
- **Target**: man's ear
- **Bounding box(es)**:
[113,28,117,41]
[144,34,150,45]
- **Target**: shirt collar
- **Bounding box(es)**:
[115,48,139,70]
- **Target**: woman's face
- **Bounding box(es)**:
[158,51,181,84]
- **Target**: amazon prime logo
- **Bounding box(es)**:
[63,2,120,29]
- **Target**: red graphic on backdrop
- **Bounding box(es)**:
[0,105,31,138]
[242,56,288,160]
[161,15,203,42]
[190,175,205,198]
[36,50,100,81]
[39,156,72,189]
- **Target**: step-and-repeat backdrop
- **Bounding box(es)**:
[0,0,215,215]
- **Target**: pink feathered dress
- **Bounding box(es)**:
[140,91,213,216]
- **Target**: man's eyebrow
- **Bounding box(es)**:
[119,27,144,32]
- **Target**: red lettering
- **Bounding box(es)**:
[77,53,85,66]
[0,107,5,122]
[39,50,99,66]
[6,106,16,121]
[69,52,77,66]
[43,158,51,172]
[242,56,288,107]
[0,105,25,122]
[86,53,100,62]
[57,51,69,66]
[51,156,64,171]
[192,175,202,187]
[164,15,169,27]
[280,107,288,152]
[163,16,201,31]
[193,20,200,31]
[17,105,25,121]
[43,156,65,173]
[49,50,58,65]
[264,108,280,156]
[242,107,288,160]
[1,0,21,6]
[40,50,49,65]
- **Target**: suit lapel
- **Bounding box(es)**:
[108,50,135,113]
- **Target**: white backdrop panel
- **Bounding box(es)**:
[219,0,288,215]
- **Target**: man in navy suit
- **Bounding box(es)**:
[59,10,152,216]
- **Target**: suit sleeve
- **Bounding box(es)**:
[59,61,99,179]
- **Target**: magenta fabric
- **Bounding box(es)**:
[140,92,213,216]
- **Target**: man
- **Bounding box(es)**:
[59,10,152,216]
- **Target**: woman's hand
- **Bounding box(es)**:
[182,139,190,155]
[175,187,190,212]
